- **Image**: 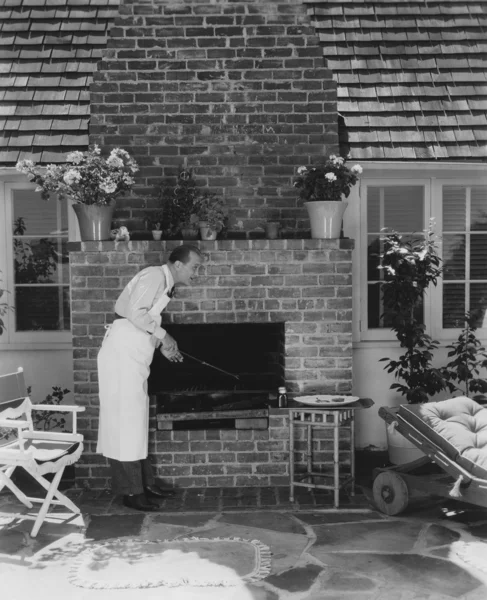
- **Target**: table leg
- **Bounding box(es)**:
[334,413,339,508]
[350,413,355,496]
[289,410,294,502]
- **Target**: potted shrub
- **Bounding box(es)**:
[196,193,227,240]
[293,155,362,239]
[152,168,202,239]
[16,145,139,241]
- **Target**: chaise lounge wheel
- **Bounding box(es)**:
[372,471,409,515]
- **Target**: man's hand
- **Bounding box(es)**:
[160,333,183,363]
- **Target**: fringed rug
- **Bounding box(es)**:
[68,536,272,589]
[453,541,487,574]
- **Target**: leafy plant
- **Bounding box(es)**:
[14,217,58,284]
[16,145,138,206]
[0,269,9,336]
[293,154,362,203]
[152,168,205,236]
[379,223,448,404]
[443,312,487,400]
[196,192,227,233]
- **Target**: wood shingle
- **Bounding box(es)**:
[306,0,487,160]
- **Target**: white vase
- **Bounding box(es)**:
[199,222,218,241]
[305,200,348,239]
[385,420,425,465]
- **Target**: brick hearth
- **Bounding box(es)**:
[69,238,353,489]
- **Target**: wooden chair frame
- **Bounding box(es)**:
[0,367,85,537]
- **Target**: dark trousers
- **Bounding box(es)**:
[108,457,155,496]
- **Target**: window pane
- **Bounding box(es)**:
[12,189,67,235]
[443,186,466,232]
[15,286,70,331]
[368,283,382,328]
[367,187,381,232]
[367,235,382,281]
[470,284,487,328]
[471,186,487,231]
[383,186,424,232]
[443,283,466,328]
[470,235,487,280]
[442,234,465,280]
[14,238,69,284]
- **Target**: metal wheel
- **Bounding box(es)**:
[372,471,409,515]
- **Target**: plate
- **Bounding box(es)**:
[293,395,360,407]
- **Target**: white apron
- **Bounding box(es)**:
[96,268,172,461]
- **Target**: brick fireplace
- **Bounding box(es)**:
[69,238,353,489]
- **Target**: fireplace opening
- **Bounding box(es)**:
[149,323,285,416]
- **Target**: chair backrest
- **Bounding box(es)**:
[0,368,28,414]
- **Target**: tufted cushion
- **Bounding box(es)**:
[399,397,487,480]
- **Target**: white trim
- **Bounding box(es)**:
[0,180,73,347]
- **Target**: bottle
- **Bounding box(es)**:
[278,386,287,408]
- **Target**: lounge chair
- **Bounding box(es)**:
[373,397,487,515]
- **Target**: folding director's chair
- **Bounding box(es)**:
[0,367,84,537]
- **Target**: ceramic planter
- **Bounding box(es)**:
[305,200,348,239]
[72,202,115,241]
[385,413,424,465]
[152,230,163,241]
[180,227,199,240]
[199,222,218,241]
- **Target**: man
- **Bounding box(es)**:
[97,244,204,511]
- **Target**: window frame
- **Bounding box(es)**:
[354,163,487,345]
[0,173,78,349]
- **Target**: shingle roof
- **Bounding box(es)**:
[0,0,119,165]
[305,0,487,161]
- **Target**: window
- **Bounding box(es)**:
[0,179,72,346]
[359,169,487,342]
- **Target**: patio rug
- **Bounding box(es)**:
[453,541,487,574]
[68,536,272,589]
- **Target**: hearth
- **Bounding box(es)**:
[149,323,285,429]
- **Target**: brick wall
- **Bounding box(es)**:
[69,238,353,489]
[89,0,338,235]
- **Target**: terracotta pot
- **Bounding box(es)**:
[199,222,218,241]
[152,230,163,241]
[181,227,199,240]
[305,200,348,239]
[72,202,115,241]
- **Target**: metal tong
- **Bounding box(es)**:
[180,350,241,381]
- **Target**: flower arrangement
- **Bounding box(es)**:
[293,155,362,203]
[16,145,139,206]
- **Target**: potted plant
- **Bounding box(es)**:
[293,155,362,239]
[149,212,164,241]
[196,192,227,240]
[16,145,139,241]
[152,168,202,239]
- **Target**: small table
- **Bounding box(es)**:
[288,397,373,508]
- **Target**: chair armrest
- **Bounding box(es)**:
[31,404,85,413]
[0,418,30,429]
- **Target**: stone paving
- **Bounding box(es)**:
[1,486,487,600]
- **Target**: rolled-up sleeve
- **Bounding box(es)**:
[116,269,167,340]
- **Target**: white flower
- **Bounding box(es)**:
[325,172,337,182]
[351,164,363,174]
[329,154,337,161]
[99,180,117,194]
[15,159,35,173]
[63,169,81,185]
[66,151,84,164]
[111,148,130,158]
[122,174,134,185]
[297,166,307,175]
[106,155,124,169]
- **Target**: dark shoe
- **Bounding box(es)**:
[144,484,176,498]
[122,493,160,512]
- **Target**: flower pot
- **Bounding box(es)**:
[265,222,280,239]
[199,222,218,241]
[305,200,348,239]
[385,416,425,465]
[72,202,116,241]
[152,230,163,241]
[181,227,199,240]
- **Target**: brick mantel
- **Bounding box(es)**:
[69,238,353,489]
